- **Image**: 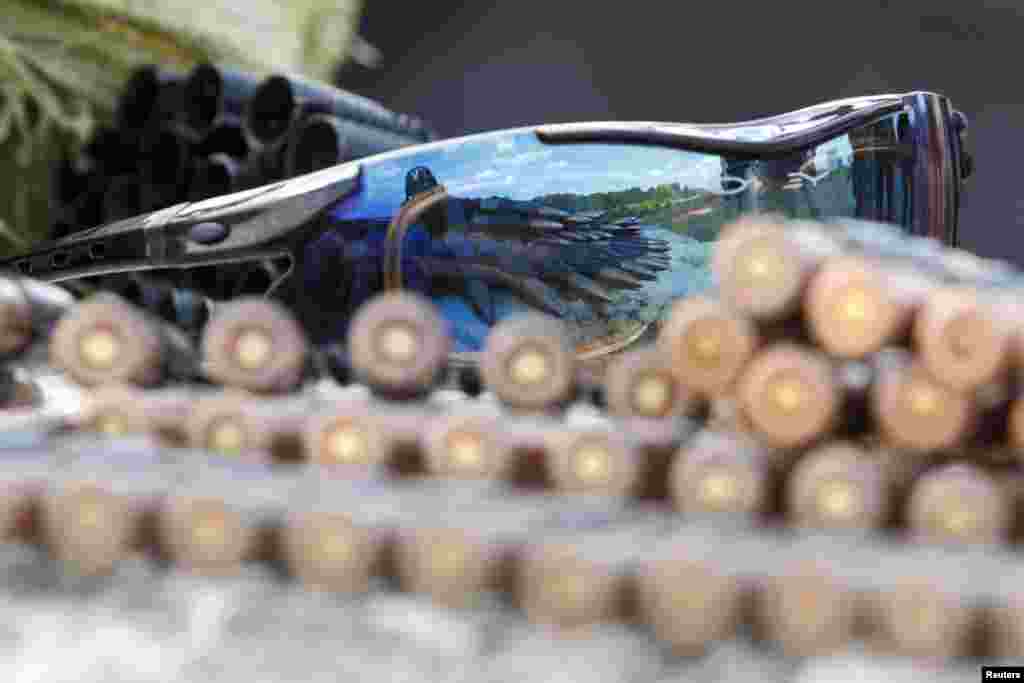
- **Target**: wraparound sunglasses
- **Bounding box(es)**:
[3,91,971,361]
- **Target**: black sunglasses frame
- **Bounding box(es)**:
[3,91,968,290]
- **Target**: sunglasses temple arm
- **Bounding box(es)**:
[904,93,958,244]
[3,163,365,283]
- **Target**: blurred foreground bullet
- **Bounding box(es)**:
[0,276,74,357]
[50,292,195,387]
[603,346,699,418]
[658,296,759,397]
[756,566,858,657]
[347,291,449,398]
[479,314,576,412]
[633,555,745,655]
[736,343,840,449]
[906,463,1011,545]
[787,442,889,532]
[803,256,928,359]
[201,297,309,393]
[713,217,840,321]
[669,429,771,519]
[870,351,974,453]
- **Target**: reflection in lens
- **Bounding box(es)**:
[292,113,913,364]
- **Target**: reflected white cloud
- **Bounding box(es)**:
[494,150,554,166]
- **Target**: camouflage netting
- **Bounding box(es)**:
[0,0,365,258]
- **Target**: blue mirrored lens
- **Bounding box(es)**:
[294,112,911,358]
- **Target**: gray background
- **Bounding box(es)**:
[342,0,1021,265]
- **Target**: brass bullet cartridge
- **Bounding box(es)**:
[393,526,506,609]
[0,277,74,357]
[0,445,55,542]
[39,444,168,577]
[185,390,313,461]
[871,581,977,659]
[986,599,1024,659]
[603,346,699,419]
[80,384,195,444]
[301,401,396,475]
[804,256,929,359]
[913,287,1014,393]
[347,291,450,398]
[544,427,643,498]
[479,314,576,412]
[657,296,760,397]
[201,298,308,394]
[713,217,840,321]
[633,555,745,655]
[420,409,512,481]
[41,482,141,576]
[787,442,889,531]
[906,463,1011,545]
[50,292,193,387]
[669,429,771,519]
[280,509,382,594]
[737,343,840,449]
[516,512,682,631]
[870,351,974,453]
[159,497,258,577]
[755,566,858,657]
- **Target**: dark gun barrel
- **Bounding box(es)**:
[232,137,291,190]
[116,65,185,131]
[101,175,146,222]
[284,113,422,176]
[244,73,432,146]
[194,117,251,160]
[182,63,262,139]
[188,154,240,201]
[137,126,192,210]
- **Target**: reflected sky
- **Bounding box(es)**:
[342,132,722,219]
[336,129,859,221]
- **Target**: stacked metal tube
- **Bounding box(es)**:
[52,63,437,240]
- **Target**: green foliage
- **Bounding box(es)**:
[0,0,364,257]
